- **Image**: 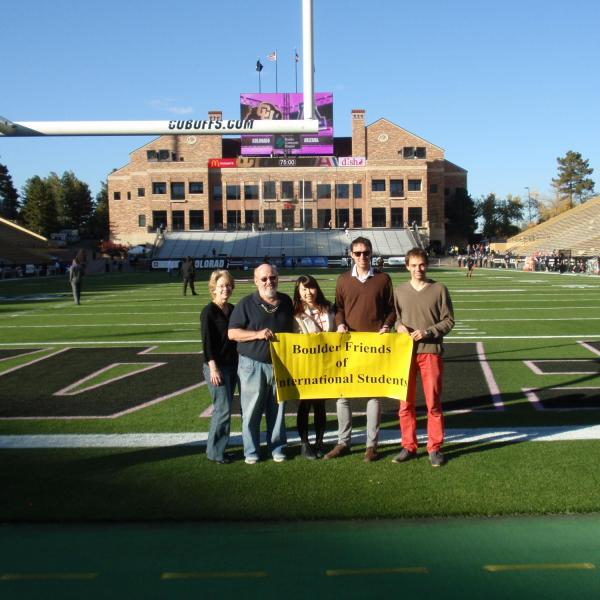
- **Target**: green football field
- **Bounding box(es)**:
[2,266,600,597]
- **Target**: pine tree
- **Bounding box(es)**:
[552,151,595,207]
[445,187,478,244]
[20,176,59,237]
[0,162,20,220]
[88,181,110,239]
[59,171,93,232]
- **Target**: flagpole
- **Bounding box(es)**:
[275,49,278,93]
[295,48,298,93]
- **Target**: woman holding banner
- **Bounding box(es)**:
[201,270,238,464]
[292,275,335,459]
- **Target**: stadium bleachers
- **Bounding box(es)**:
[506,195,600,256]
[154,228,419,261]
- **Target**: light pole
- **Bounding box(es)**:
[525,187,532,223]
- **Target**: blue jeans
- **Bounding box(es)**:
[237,354,287,460]
[204,363,237,461]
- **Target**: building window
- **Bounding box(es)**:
[408,179,422,192]
[444,187,450,196]
[353,183,362,199]
[147,150,158,161]
[372,207,386,227]
[189,210,204,230]
[171,182,185,200]
[316,183,331,199]
[335,183,349,199]
[137,187,145,197]
[390,179,404,197]
[213,209,223,229]
[172,210,184,231]
[353,208,362,228]
[281,181,294,200]
[402,147,427,159]
[226,184,240,200]
[212,184,222,202]
[138,214,146,228]
[263,209,276,228]
[430,184,438,194]
[302,181,312,200]
[127,191,131,200]
[152,182,166,195]
[245,210,259,226]
[317,209,331,228]
[113,191,121,200]
[158,149,170,161]
[408,207,422,226]
[300,208,313,229]
[371,179,386,192]
[263,181,276,200]
[227,210,241,230]
[337,208,349,228]
[282,209,294,229]
[189,182,204,194]
[391,208,404,228]
[152,210,167,231]
[244,184,259,200]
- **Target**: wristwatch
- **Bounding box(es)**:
[424,329,432,338]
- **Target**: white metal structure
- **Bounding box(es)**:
[0,0,316,138]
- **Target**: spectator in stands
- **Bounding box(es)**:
[324,236,396,463]
[228,263,294,464]
[69,249,86,305]
[292,275,335,459]
[392,247,455,467]
[201,270,238,464]
[181,256,198,296]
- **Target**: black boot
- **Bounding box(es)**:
[301,442,317,460]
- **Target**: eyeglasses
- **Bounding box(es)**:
[353,251,371,257]
[259,276,278,283]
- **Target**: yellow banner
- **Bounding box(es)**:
[270,332,413,402]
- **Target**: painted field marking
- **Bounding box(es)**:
[3,425,600,448]
[0,572,98,581]
[524,388,600,411]
[524,359,599,375]
[325,567,428,576]
[161,571,267,580]
[483,563,595,573]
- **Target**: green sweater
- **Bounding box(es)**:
[394,280,454,355]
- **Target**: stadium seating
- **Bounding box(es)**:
[506,195,600,256]
[153,228,418,261]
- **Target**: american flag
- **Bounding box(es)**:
[295,50,300,62]
[267,51,277,62]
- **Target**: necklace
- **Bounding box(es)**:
[260,302,279,314]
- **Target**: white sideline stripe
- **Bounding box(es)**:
[2,426,600,448]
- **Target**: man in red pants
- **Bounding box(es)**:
[393,247,455,467]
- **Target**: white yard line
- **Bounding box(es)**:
[2,425,600,448]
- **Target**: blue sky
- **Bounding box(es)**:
[1,0,599,205]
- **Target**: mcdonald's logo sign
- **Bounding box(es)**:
[208,158,237,168]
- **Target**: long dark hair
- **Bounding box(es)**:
[292,275,331,316]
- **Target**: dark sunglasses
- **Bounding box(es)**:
[260,275,278,282]
[353,251,371,257]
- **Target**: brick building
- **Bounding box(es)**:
[108,108,467,250]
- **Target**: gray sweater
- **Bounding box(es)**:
[394,280,454,355]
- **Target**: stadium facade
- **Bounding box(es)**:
[108,108,467,250]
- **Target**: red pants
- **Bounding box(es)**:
[399,353,444,453]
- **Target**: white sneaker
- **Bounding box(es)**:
[244,457,258,465]
[273,455,287,463]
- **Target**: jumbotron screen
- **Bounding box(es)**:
[240,92,333,156]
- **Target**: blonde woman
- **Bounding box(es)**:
[201,270,238,464]
[292,275,335,459]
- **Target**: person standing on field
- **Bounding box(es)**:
[324,236,395,463]
[392,247,454,467]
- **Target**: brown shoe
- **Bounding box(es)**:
[323,443,350,460]
[364,447,378,463]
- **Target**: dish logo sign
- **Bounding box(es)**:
[208,158,237,168]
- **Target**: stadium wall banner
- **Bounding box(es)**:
[240,92,333,156]
[283,256,328,268]
[151,258,228,270]
[338,156,366,167]
[270,332,413,402]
